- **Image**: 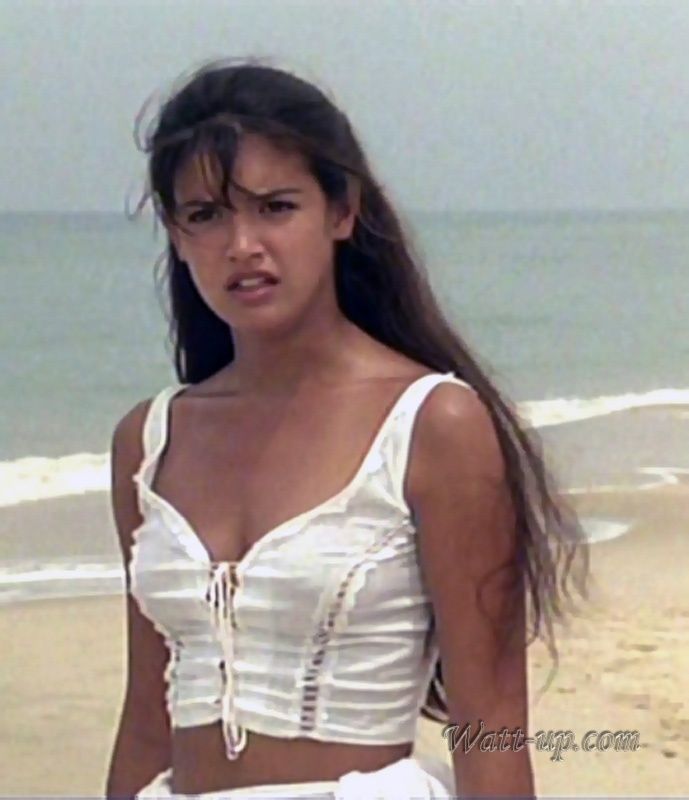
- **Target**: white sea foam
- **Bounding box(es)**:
[1,387,688,509]
[578,517,632,543]
[520,387,689,428]
[634,466,689,488]
[564,466,689,493]
[0,452,111,509]
[0,559,125,605]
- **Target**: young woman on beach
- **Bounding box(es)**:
[105,57,589,799]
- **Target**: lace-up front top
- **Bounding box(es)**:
[128,371,474,760]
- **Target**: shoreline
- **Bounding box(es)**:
[0,472,683,607]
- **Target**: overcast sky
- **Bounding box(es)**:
[2,0,689,213]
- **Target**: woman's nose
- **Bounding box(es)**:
[224,214,263,260]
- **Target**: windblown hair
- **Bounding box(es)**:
[130,55,590,723]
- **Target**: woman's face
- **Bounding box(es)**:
[166,133,357,330]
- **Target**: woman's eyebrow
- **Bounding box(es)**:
[249,187,303,199]
[179,188,303,208]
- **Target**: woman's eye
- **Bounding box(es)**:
[188,207,217,223]
[184,201,293,223]
[262,200,295,215]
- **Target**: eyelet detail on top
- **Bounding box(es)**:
[298,526,403,733]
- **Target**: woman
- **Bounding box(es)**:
[105,57,589,799]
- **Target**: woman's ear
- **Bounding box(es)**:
[164,217,184,262]
[331,176,361,242]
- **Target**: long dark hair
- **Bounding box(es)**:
[130,55,590,723]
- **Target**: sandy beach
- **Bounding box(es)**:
[1,484,687,797]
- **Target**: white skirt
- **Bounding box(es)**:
[136,753,455,799]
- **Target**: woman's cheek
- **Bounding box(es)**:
[187,262,223,307]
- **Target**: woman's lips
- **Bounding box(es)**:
[228,280,279,304]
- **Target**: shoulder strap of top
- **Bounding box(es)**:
[133,384,189,516]
[140,384,188,466]
[387,371,475,513]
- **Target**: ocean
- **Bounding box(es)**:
[2,208,688,604]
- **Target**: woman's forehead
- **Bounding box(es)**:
[173,138,311,202]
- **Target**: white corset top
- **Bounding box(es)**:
[127,371,474,760]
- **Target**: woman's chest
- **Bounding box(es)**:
[129,505,417,641]
[150,379,418,564]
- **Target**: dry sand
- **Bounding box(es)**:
[1,485,687,797]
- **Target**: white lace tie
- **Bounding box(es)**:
[207,561,247,760]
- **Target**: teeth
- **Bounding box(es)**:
[237,276,270,289]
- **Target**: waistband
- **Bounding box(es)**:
[135,753,455,799]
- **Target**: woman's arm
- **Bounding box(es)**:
[104,401,173,799]
[409,384,536,799]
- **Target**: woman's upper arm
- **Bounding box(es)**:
[110,399,172,745]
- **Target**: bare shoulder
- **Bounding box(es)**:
[110,395,158,555]
[407,379,506,510]
[111,396,155,470]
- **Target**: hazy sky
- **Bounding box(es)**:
[3,0,689,213]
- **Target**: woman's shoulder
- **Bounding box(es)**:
[111,383,180,459]
[112,396,153,448]
[408,379,500,497]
